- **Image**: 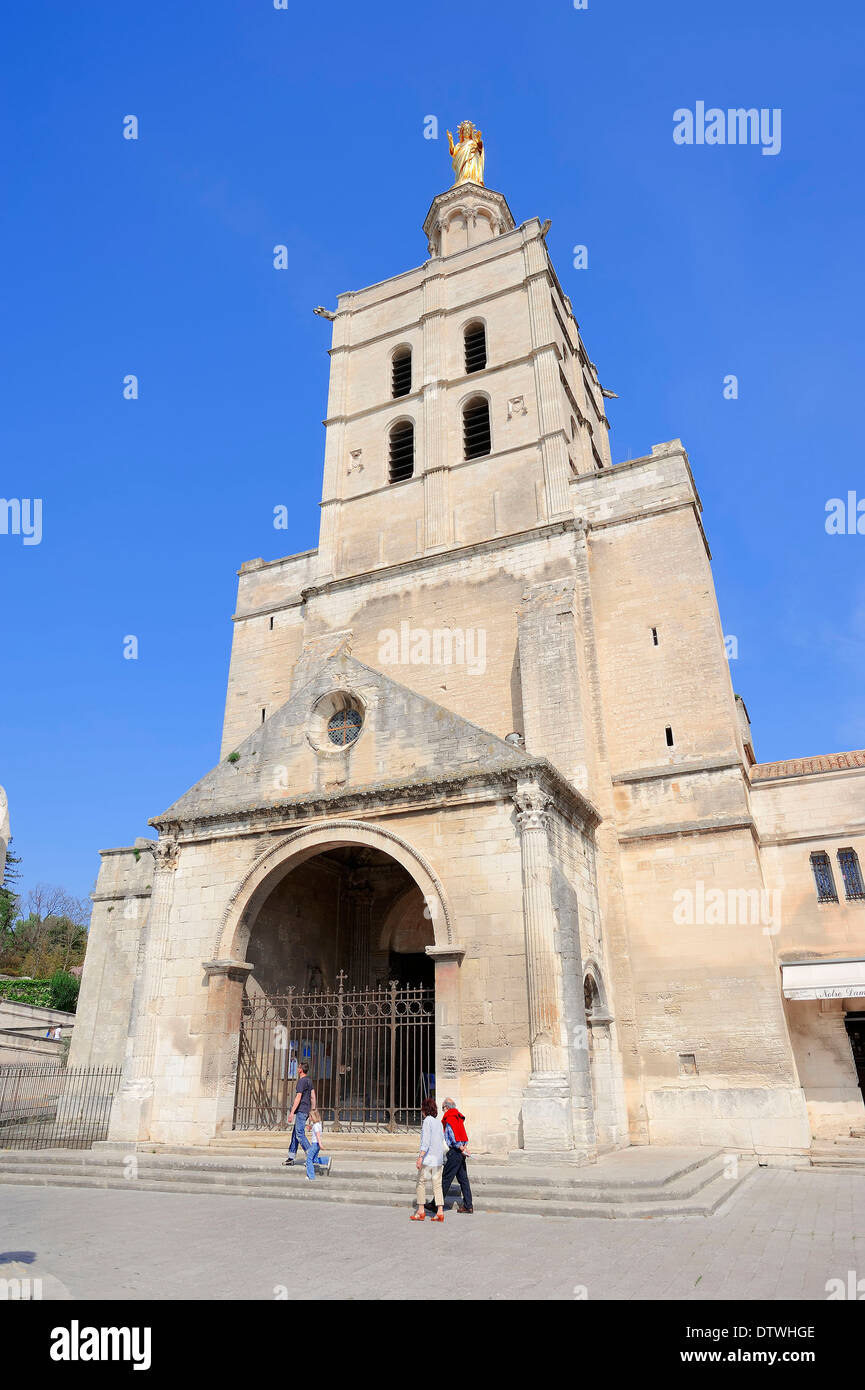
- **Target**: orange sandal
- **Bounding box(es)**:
[431,1213,445,1222]
[410,1210,425,1221]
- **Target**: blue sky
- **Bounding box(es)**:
[1,0,863,903]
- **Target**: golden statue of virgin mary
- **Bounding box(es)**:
[447,121,485,186]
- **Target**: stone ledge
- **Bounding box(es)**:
[617,816,756,844]
[611,756,743,785]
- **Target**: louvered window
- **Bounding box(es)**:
[392,348,411,399]
[462,397,491,459]
[388,421,414,482]
[811,851,838,903]
[464,322,487,374]
[838,848,865,902]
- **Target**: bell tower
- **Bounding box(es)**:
[315,122,613,582]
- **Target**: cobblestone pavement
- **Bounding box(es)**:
[0,1168,863,1301]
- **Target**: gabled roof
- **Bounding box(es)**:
[153,648,534,827]
[751,749,865,782]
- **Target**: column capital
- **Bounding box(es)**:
[513,781,552,832]
[153,832,179,871]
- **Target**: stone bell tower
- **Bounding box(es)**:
[314,134,613,584]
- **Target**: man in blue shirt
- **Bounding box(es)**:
[427,1096,473,1213]
[283,1062,316,1166]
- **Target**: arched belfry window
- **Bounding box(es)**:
[392,347,412,399]
[388,420,414,482]
[464,321,487,374]
[838,848,865,901]
[462,396,491,459]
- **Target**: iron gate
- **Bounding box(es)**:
[233,975,435,1132]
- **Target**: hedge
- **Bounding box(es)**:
[0,978,54,1008]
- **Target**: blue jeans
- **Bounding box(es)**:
[441,1147,473,1210]
[287,1113,310,1158]
[306,1141,325,1179]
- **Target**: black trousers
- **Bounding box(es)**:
[439,1147,473,1209]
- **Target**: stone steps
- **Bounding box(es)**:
[209,1130,419,1155]
[809,1135,865,1171]
[0,1146,758,1219]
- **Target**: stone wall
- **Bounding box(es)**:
[68,841,155,1069]
[0,999,74,1065]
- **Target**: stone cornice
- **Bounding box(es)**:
[617,815,757,845]
[580,498,712,563]
[90,888,152,903]
[757,825,865,847]
[237,547,317,578]
[148,756,600,841]
[232,518,584,623]
[611,756,743,785]
[294,518,583,605]
[422,183,516,237]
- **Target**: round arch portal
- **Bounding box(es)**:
[214,819,453,967]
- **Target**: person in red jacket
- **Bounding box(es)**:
[427,1097,474,1214]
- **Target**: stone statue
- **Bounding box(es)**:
[447,121,484,186]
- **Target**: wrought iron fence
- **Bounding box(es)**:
[234,975,434,1132]
[0,1064,121,1150]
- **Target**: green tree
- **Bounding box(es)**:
[0,837,21,939]
[0,883,89,977]
[48,970,80,1013]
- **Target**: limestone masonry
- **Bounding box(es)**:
[71,167,865,1161]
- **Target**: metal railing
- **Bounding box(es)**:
[0,1064,121,1150]
[234,975,434,1133]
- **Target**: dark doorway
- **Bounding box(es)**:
[236,844,437,1131]
[845,1014,865,1102]
[388,950,434,989]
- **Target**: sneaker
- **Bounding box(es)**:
[305,1175,314,1182]
[283,1158,295,1166]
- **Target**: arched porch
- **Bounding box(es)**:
[203,821,460,1135]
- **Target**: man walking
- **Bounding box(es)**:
[427,1097,473,1214]
[283,1062,315,1167]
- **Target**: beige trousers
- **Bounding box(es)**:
[416,1163,444,1209]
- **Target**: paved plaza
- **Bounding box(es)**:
[1,1167,863,1301]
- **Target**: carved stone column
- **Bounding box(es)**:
[106,832,179,1145]
[513,783,575,1152]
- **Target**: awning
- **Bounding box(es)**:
[782,959,865,1000]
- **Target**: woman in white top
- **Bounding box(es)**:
[411,1096,445,1221]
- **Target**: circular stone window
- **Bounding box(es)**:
[307,690,366,755]
[327,707,362,746]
